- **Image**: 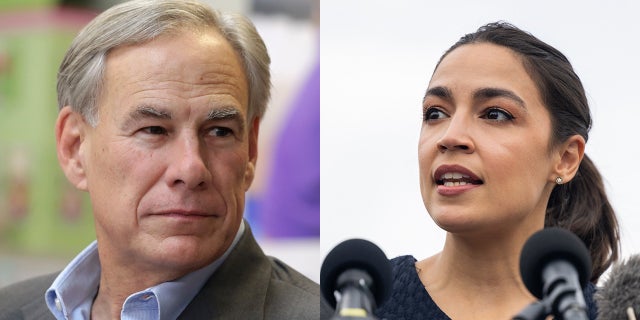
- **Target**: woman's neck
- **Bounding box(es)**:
[417,227,540,319]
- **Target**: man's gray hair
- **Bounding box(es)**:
[57,0,271,126]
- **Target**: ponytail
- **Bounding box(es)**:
[546,154,620,282]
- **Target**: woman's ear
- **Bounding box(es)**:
[553,134,585,183]
[56,106,88,191]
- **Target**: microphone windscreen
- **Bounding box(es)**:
[320,238,392,308]
[596,254,640,320]
[520,227,592,299]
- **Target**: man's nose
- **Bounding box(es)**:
[167,135,210,190]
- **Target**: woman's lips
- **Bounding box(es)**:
[433,165,483,195]
[434,164,483,185]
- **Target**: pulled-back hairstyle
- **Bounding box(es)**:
[437,22,619,282]
[57,0,271,126]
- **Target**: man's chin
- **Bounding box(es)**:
[151,236,228,272]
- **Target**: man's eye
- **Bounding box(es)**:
[209,127,233,137]
[142,126,167,135]
[482,107,514,121]
[423,107,448,121]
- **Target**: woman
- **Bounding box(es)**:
[375,22,620,320]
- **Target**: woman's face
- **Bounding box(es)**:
[419,43,560,234]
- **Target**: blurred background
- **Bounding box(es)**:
[321,0,640,283]
[0,0,319,286]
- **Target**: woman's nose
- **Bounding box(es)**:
[436,115,475,154]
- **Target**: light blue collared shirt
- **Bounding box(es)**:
[45,221,245,320]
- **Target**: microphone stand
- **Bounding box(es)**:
[513,282,587,320]
[331,269,380,320]
[514,261,588,320]
[513,301,548,320]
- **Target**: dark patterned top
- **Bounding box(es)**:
[375,255,598,320]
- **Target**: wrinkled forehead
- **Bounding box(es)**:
[99,29,249,116]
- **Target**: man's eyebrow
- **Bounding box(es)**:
[206,107,245,133]
[120,105,246,132]
[132,105,172,119]
[206,107,240,121]
[121,105,172,129]
[473,87,526,108]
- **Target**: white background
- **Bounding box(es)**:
[320,0,640,269]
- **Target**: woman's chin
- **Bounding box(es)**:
[431,215,478,233]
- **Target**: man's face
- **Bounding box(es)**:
[75,29,256,275]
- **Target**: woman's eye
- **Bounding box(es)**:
[423,107,448,121]
[209,127,233,137]
[142,126,167,135]
[482,108,514,121]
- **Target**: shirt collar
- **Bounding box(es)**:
[46,221,245,320]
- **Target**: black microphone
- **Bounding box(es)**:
[514,227,592,320]
[320,239,392,320]
[595,254,640,320]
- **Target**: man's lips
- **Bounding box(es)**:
[148,210,217,218]
[433,165,483,186]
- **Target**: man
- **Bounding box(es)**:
[0,0,323,319]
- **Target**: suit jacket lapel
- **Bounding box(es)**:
[178,223,272,319]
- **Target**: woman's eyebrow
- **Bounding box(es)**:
[473,87,526,108]
[423,86,453,102]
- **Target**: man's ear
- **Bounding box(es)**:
[243,117,260,191]
[552,134,585,183]
[56,106,89,191]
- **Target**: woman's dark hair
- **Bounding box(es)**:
[437,21,619,282]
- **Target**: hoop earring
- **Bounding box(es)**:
[555,176,563,185]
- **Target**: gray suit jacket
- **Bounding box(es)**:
[0,225,328,319]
